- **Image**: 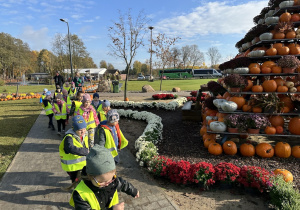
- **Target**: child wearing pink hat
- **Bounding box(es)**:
[76,94,99,147]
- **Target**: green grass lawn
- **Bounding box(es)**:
[124,79,216,91]
[0,99,42,180]
[1,85,55,94]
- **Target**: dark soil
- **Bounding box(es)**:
[119,107,300,190]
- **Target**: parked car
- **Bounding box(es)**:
[145,75,154,80]
[137,75,145,80]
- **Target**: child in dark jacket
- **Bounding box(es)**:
[70,145,139,209]
[42,91,55,130]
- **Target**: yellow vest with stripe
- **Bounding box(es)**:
[63,95,72,109]
[78,108,97,130]
[64,86,70,92]
[74,101,82,115]
[43,101,54,115]
[102,125,128,158]
[68,88,77,99]
[69,180,119,209]
[59,134,88,172]
[54,103,67,120]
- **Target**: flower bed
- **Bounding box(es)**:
[152,93,177,100]
[0,92,41,101]
[111,97,187,110]
[119,108,300,209]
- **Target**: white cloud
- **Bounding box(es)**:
[71,14,82,20]
[155,1,268,37]
[83,19,94,23]
[20,26,50,51]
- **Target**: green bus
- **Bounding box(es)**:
[158,69,193,79]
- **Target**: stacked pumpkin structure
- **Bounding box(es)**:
[200,0,300,160]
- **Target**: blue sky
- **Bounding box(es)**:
[0,0,268,70]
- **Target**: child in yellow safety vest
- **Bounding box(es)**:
[98,100,111,122]
[68,82,77,100]
[54,85,62,99]
[39,88,48,104]
[59,115,89,187]
[42,91,55,130]
[52,93,70,135]
[62,89,72,125]
[69,145,139,209]
[91,92,102,120]
[94,109,128,164]
[76,94,99,148]
[69,91,84,116]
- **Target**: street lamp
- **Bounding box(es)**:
[148,26,154,81]
[60,18,73,80]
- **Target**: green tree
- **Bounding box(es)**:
[133,60,142,75]
[100,60,107,68]
[141,63,148,75]
[107,63,115,70]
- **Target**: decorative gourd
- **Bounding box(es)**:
[220,101,238,112]
[285,81,295,88]
[279,1,294,8]
[273,169,293,182]
[291,145,300,158]
[204,138,216,148]
[248,50,265,57]
[233,67,249,74]
[275,142,291,158]
[279,10,291,22]
[265,16,280,25]
[288,117,300,135]
[209,121,227,132]
[240,143,256,157]
[259,32,273,40]
[229,97,245,110]
[262,80,277,92]
[213,99,227,109]
[222,141,237,155]
[269,115,284,127]
[289,87,297,92]
[265,44,277,56]
[208,143,223,155]
[258,18,264,24]
[291,13,300,22]
[256,143,274,158]
[265,126,276,135]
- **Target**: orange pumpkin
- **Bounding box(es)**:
[242,80,253,91]
[261,61,276,68]
[291,13,300,21]
[124,97,129,101]
[252,85,263,92]
[203,133,216,141]
[261,67,272,74]
[288,117,300,135]
[204,138,216,148]
[275,125,284,134]
[277,84,288,92]
[274,32,285,39]
[248,63,260,69]
[269,115,284,127]
[200,126,207,136]
[280,11,291,22]
[291,145,300,158]
[297,86,300,92]
[229,96,246,110]
[277,45,290,55]
[249,67,261,74]
[208,143,223,155]
[262,80,277,92]
[222,141,237,155]
[242,104,252,112]
[256,143,274,158]
[274,169,293,182]
[265,44,277,56]
[240,143,255,157]
[280,96,295,111]
[265,126,276,135]
[275,142,291,158]
[286,31,296,39]
[289,43,300,55]
[252,106,263,113]
[271,66,282,73]
[273,77,285,86]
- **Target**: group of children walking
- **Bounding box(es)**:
[40,84,139,210]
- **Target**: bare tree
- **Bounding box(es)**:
[181,45,191,68]
[206,47,221,67]
[153,33,180,91]
[189,45,205,69]
[108,9,149,100]
[170,47,181,68]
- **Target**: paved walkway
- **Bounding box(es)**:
[0,110,180,210]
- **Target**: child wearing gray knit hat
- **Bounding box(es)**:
[70,145,139,209]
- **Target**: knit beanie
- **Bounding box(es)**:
[106,109,119,123]
[93,93,99,99]
[65,82,69,87]
[102,100,110,108]
[86,145,116,176]
[71,82,75,88]
[46,91,51,96]
[43,88,48,92]
[62,89,68,95]
[72,115,87,132]
[82,94,91,103]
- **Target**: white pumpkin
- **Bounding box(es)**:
[233,67,249,74]
[213,99,227,109]
[279,1,294,9]
[289,87,297,92]
[210,121,227,132]
[265,17,279,25]
[259,33,273,41]
[221,101,238,112]
[249,50,265,57]
[285,81,294,88]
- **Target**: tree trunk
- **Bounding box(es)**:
[159,68,164,91]
[124,65,129,100]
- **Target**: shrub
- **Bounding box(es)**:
[269,175,300,210]
[148,156,173,177]
[214,162,240,183]
[167,160,191,184]
[190,162,215,189]
[137,142,158,166]
[0,79,4,86]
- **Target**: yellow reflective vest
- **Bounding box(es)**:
[43,101,54,115]
[69,180,119,209]
[68,88,77,99]
[64,86,70,92]
[63,95,72,110]
[78,107,97,130]
[54,103,67,120]
[74,101,82,115]
[59,133,88,172]
[101,124,128,157]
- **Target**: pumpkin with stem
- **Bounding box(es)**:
[265,44,277,56]
[222,141,237,155]
[274,169,293,182]
[256,143,274,158]
[274,142,291,158]
[204,139,216,148]
[208,143,223,155]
